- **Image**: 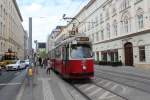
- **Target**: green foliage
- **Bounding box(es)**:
[38,50,47,58]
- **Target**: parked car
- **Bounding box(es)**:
[6,60,26,71]
[24,59,30,68]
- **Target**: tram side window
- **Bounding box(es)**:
[55,47,61,59]
[62,46,69,60]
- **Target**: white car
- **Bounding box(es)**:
[24,59,30,68]
[6,60,26,71]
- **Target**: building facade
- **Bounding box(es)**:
[47,26,66,52]
[24,30,28,59]
[59,0,150,68]
[0,0,25,59]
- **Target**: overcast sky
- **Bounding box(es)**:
[16,0,89,46]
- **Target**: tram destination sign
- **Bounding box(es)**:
[76,37,89,41]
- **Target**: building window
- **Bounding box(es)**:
[96,32,99,42]
[95,16,98,26]
[101,52,107,61]
[92,34,94,42]
[120,0,130,11]
[112,3,117,15]
[135,0,143,4]
[88,23,90,30]
[106,23,110,39]
[137,15,144,29]
[0,22,2,34]
[91,19,94,28]
[106,9,109,19]
[124,18,129,33]
[113,20,117,36]
[139,46,145,62]
[101,29,104,40]
[136,8,144,29]
[0,5,2,17]
[100,13,103,24]
[121,14,130,33]
[96,51,99,61]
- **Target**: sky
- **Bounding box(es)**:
[16,0,89,47]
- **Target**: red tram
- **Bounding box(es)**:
[48,36,94,79]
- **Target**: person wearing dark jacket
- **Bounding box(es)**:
[39,57,42,67]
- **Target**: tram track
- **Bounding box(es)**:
[58,75,127,100]
[95,69,150,85]
[52,70,128,100]
[95,70,150,94]
[70,83,93,100]
[95,68,150,81]
[91,80,128,100]
[69,80,127,100]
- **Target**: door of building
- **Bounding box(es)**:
[124,42,133,66]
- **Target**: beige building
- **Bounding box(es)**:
[0,0,25,59]
[47,26,66,52]
[52,0,150,68]
[71,0,150,68]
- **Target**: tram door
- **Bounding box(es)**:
[62,45,69,75]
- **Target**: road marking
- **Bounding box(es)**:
[111,84,118,90]
[83,85,95,92]
[16,83,25,100]
[78,84,89,89]
[0,83,22,86]
[97,80,106,84]
[98,91,114,99]
[39,78,55,100]
[88,88,102,96]
[104,82,112,87]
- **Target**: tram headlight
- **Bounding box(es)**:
[82,65,87,70]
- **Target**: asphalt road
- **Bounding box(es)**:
[0,70,26,100]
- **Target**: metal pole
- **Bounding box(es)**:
[29,17,34,100]
[29,17,32,63]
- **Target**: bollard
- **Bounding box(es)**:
[28,68,33,76]
[27,67,34,100]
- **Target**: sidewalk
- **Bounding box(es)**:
[16,67,85,100]
[95,65,150,78]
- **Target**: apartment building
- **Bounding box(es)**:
[0,0,25,59]
[60,0,150,68]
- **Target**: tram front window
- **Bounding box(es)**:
[71,44,92,58]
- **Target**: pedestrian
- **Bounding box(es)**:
[46,58,51,75]
[39,57,42,67]
[43,58,47,69]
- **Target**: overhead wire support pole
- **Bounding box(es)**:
[62,14,96,27]
[29,17,32,64]
[29,17,34,100]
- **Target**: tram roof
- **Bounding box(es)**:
[55,36,91,48]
